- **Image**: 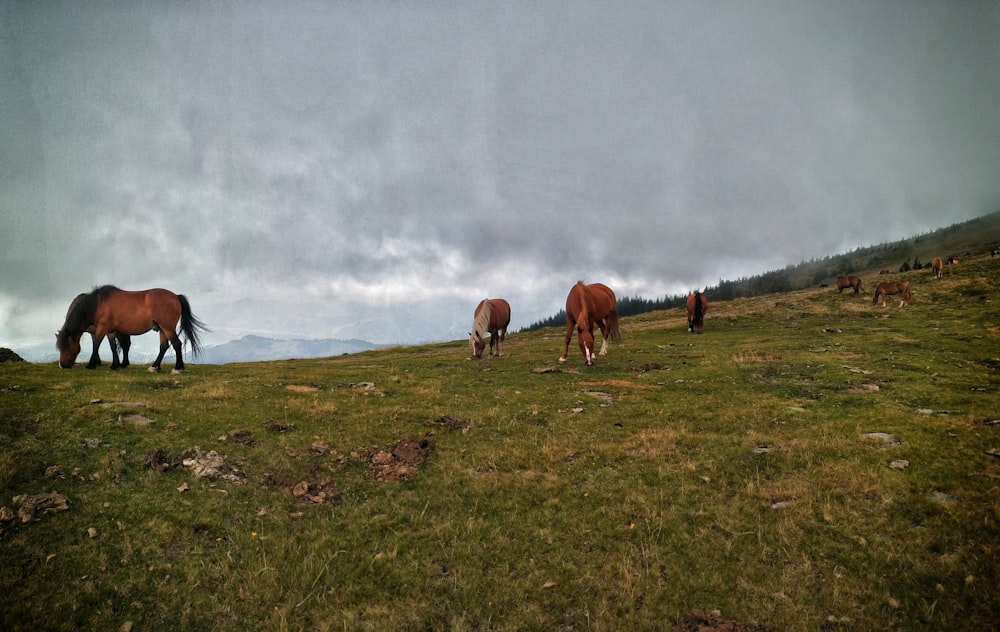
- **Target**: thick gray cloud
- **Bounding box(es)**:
[2,1,999,355]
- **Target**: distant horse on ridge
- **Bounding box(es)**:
[687,291,708,333]
[836,275,864,295]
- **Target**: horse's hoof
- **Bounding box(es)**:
[171,368,183,375]
[148,366,160,373]
[558,357,567,363]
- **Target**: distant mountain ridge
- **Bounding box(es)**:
[196,335,382,364]
[12,335,382,364]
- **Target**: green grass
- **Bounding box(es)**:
[2,255,999,631]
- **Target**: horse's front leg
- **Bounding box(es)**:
[86,332,108,369]
[87,332,102,368]
[559,320,575,363]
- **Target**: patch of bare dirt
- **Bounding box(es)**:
[359,438,434,482]
[286,384,320,392]
[579,379,658,390]
[1,491,69,525]
[428,415,467,431]
[143,447,246,484]
[673,609,771,632]
[633,362,669,372]
[222,428,255,445]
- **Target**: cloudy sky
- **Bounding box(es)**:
[2,1,999,358]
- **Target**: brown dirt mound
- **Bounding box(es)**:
[673,609,771,632]
[364,438,434,482]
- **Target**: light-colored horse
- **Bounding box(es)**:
[931,257,943,279]
[469,298,511,358]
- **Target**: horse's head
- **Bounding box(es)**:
[469,331,486,359]
[577,326,595,366]
[56,329,81,368]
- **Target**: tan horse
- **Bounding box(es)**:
[469,298,511,358]
[931,257,943,279]
[559,281,621,366]
[836,275,864,295]
[686,291,708,333]
[873,281,911,308]
[57,286,207,371]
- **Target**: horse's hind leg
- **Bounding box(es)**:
[170,332,185,372]
[118,334,131,368]
[107,333,122,370]
[596,320,609,356]
[149,332,170,372]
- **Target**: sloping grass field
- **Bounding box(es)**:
[2,255,998,631]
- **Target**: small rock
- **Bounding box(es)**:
[862,432,901,447]
[119,413,154,427]
[889,460,910,470]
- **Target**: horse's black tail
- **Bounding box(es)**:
[693,291,704,322]
[178,295,209,357]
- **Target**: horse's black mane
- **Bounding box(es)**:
[56,286,119,351]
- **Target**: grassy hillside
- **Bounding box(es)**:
[2,253,998,631]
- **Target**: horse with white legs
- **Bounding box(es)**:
[559,282,621,366]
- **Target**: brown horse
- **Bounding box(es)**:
[931,256,943,279]
[63,293,133,368]
[686,291,708,333]
[559,281,621,366]
[836,275,864,295]
[873,280,911,308]
[57,286,207,371]
[469,298,511,358]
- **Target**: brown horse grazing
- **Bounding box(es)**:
[873,280,911,308]
[559,281,621,366]
[836,275,864,295]
[931,256,943,279]
[469,298,511,358]
[686,291,708,333]
[63,293,132,368]
[57,286,207,372]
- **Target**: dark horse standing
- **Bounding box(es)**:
[687,291,708,333]
[559,281,621,366]
[469,298,511,359]
[836,275,864,295]
[57,286,207,372]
